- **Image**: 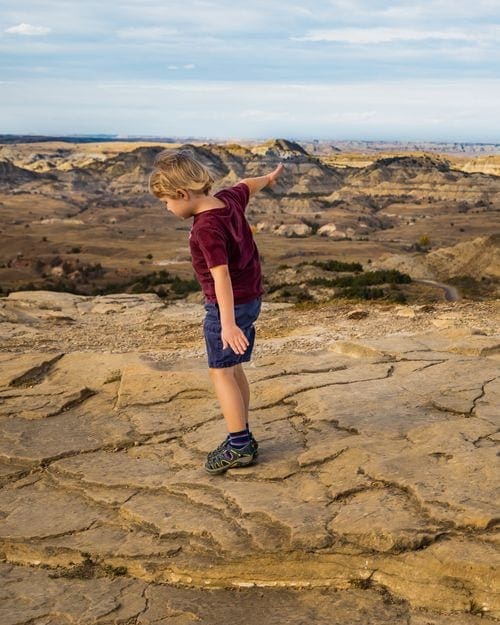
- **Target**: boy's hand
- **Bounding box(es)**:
[239,162,284,196]
[221,324,250,355]
[267,162,285,188]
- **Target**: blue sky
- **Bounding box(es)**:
[1,0,499,141]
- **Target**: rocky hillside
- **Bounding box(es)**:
[3,140,499,220]
[1,139,499,301]
[373,235,500,296]
[0,158,49,187]
[459,155,500,177]
[424,234,500,280]
[340,155,497,204]
[0,289,499,624]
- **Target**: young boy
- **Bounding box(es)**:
[149,150,284,474]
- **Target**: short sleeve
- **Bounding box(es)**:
[223,182,250,212]
[196,227,229,268]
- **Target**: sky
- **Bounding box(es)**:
[1,0,499,141]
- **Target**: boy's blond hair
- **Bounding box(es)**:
[149,150,215,199]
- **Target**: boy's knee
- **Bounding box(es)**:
[209,365,236,378]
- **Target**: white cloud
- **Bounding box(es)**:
[116,27,178,39]
[393,0,500,19]
[168,64,194,70]
[293,26,499,44]
[115,3,268,35]
[105,82,230,92]
[375,6,426,20]
[5,23,51,36]
[325,0,500,21]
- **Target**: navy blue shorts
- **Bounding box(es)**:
[203,297,262,368]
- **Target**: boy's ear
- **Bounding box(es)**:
[176,188,189,199]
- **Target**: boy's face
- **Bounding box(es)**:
[161,189,192,220]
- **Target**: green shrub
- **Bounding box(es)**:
[301,219,320,234]
[306,269,411,288]
[170,276,200,295]
[337,286,386,300]
[310,259,363,272]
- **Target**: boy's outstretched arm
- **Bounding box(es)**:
[239,163,285,197]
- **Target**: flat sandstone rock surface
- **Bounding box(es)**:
[0,291,499,624]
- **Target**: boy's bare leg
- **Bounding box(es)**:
[208,366,246,433]
[233,363,250,426]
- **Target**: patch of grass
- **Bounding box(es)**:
[128,270,201,297]
[7,268,201,300]
[267,283,314,304]
[468,599,487,616]
[292,298,323,311]
[101,563,128,577]
[266,262,411,304]
[348,577,373,590]
[336,286,387,300]
[48,552,128,580]
[49,553,95,579]
[169,275,200,295]
[308,259,364,272]
[306,269,412,288]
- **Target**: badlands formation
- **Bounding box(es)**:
[1,138,500,302]
[0,289,499,624]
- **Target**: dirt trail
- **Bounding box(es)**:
[414,279,461,301]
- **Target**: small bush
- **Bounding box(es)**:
[170,276,200,295]
[309,259,363,272]
[337,286,386,300]
[301,219,320,234]
[297,260,363,271]
[307,269,411,288]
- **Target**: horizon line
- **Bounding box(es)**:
[1,133,499,146]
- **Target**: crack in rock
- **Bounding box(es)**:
[256,365,396,411]
[470,376,499,416]
[8,353,65,387]
[256,364,349,382]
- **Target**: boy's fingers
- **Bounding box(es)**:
[234,338,246,352]
[222,328,249,354]
[232,334,249,354]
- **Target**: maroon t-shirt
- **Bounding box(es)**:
[189,182,264,305]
